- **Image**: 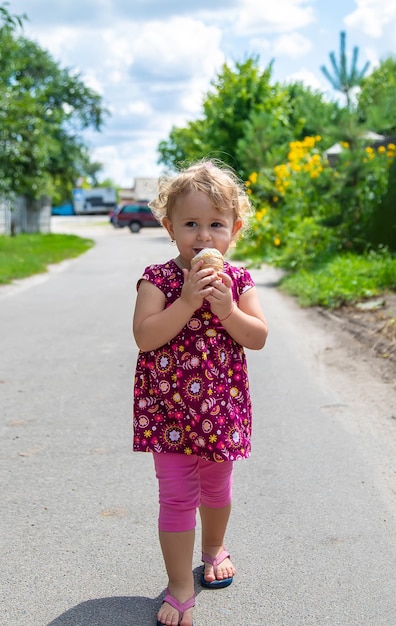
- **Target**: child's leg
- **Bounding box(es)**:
[199,460,235,583]
[153,453,200,626]
[158,530,195,625]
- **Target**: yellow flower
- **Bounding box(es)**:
[248,172,258,184]
[378,146,386,154]
[255,207,267,221]
[273,196,278,202]
[274,236,281,247]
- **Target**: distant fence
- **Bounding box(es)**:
[0,196,13,235]
[0,195,51,235]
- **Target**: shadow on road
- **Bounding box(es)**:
[47,570,205,626]
[46,593,161,626]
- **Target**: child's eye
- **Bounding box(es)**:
[186,221,197,227]
[211,222,223,228]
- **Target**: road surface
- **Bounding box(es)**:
[1,220,395,625]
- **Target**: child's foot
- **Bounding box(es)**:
[202,548,235,584]
[157,588,194,626]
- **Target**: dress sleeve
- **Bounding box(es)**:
[235,266,255,296]
[136,264,159,291]
[240,267,255,294]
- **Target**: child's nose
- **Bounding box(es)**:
[198,227,211,241]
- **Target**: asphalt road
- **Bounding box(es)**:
[1,221,396,626]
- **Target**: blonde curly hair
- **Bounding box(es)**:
[149,159,253,239]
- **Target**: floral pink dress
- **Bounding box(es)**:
[133,259,255,462]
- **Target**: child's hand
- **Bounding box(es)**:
[180,261,217,311]
[205,271,234,320]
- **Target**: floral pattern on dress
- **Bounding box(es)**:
[133,259,255,462]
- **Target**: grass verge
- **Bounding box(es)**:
[279,252,396,309]
[0,233,94,285]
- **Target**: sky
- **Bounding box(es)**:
[6,0,396,187]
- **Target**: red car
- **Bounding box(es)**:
[110,203,161,233]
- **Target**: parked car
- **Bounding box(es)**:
[110,203,161,233]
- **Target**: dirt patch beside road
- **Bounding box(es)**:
[316,292,396,387]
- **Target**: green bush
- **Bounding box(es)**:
[280,250,396,308]
[241,136,396,271]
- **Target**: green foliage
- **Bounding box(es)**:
[0,233,94,284]
[158,58,342,181]
[280,251,396,309]
[158,57,275,178]
[155,42,396,304]
[0,2,25,28]
[368,158,396,249]
[157,118,209,172]
[321,31,370,107]
[281,82,340,146]
[240,130,396,270]
[0,15,108,201]
[357,56,396,135]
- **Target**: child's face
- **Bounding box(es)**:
[163,190,241,267]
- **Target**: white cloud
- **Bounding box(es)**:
[130,17,224,81]
[25,26,80,63]
[82,71,105,96]
[236,0,315,35]
[92,132,164,186]
[344,0,396,38]
[249,37,272,54]
[7,0,396,185]
[284,68,327,92]
[273,32,312,58]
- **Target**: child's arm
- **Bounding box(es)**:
[206,275,268,350]
[229,286,268,349]
[133,265,216,352]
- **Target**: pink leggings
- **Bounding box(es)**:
[153,453,234,532]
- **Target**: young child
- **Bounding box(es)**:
[132,160,268,626]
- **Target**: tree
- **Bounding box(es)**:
[201,57,274,177]
[157,118,209,173]
[357,56,396,135]
[157,57,275,179]
[0,11,108,201]
[321,31,369,107]
[0,2,25,28]
[237,82,340,174]
[157,57,342,182]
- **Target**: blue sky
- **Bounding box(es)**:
[6,0,396,187]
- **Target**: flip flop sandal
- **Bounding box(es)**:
[157,589,195,626]
[200,548,234,589]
